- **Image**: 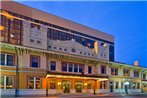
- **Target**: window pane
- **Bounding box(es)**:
[74,64,78,72]
[31,56,39,68]
[68,63,73,72]
[50,61,56,71]
[62,62,67,72]
[36,81,41,89]
[79,65,83,73]
[0,54,5,65]
[7,55,14,66]
[28,81,34,89]
[0,76,4,89]
[6,77,13,89]
[88,66,92,74]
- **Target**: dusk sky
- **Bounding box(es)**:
[15,1,147,68]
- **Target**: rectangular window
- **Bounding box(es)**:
[62,62,67,72]
[0,76,14,89]
[79,65,83,73]
[28,77,41,89]
[121,82,123,89]
[68,63,73,72]
[88,66,92,74]
[134,71,139,77]
[50,61,56,71]
[50,79,56,89]
[115,82,119,89]
[111,67,118,75]
[0,53,15,66]
[137,82,140,89]
[30,56,40,68]
[123,69,130,76]
[143,74,146,80]
[74,64,78,72]
[101,65,106,74]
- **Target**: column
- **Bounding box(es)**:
[71,79,75,93]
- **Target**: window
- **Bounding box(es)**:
[79,65,83,73]
[137,82,140,89]
[74,64,78,72]
[0,53,15,66]
[143,74,146,80]
[62,62,67,72]
[134,71,139,77]
[28,77,41,89]
[115,82,119,89]
[88,66,92,74]
[1,15,23,45]
[50,61,56,71]
[111,67,118,75]
[50,79,56,89]
[123,69,130,76]
[121,82,123,89]
[68,63,73,72]
[0,76,14,89]
[87,82,92,89]
[101,65,106,74]
[132,82,136,89]
[30,56,40,68]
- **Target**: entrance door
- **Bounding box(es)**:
[75,82,83,93]
[62,80,71,93]
[110,82,113,92]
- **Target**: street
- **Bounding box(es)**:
[1,94,147,98]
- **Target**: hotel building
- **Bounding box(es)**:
[0,1,147,96]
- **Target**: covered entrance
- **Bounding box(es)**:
[75,81,83,93]
[62,80,71,93]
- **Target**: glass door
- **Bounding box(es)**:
[62,80,71,93]
[75,81,83,93]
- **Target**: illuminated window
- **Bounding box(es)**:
[28,77,41,89]
[0,53,14,66]
[30,56,40,68]
[50,79,56,89]
[111,67,118,75]
[123,69,130,76]
[1,15,23,45]
[0,76,14,89]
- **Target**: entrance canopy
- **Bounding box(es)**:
[46,71,109,81]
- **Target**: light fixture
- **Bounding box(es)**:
[84,83,87,86]
[57,82,61,86]
[125,81,129,85]
[103,43,107,47]
[0,25,5,31]
[10,34,14,38]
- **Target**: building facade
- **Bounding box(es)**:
[0,1,147,96]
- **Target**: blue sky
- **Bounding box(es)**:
[15,1,147,68]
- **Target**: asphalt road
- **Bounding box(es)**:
[1,94,147,98]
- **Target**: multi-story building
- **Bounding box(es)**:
[0,1,147,96]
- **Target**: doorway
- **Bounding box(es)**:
[75,81,83,93]
[62,80,71,93]
[110,81,113,92]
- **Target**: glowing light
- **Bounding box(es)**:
[2,10,14,20]
[125,81,129,85]
[0,26,5,31]
[84,83,87,86]
[57,82,61,85]
[10,34,14,38]
[103,43,107,47]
